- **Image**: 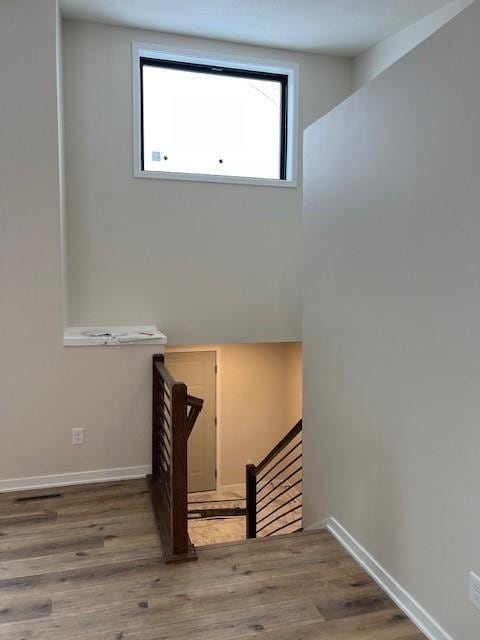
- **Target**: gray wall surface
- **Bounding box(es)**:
[353,0,473,88]
[0,4,349,484]
[63,20,352,345]
[303,3,480,637]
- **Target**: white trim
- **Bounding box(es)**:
[0,465,151,493]
[308,517,453,640]
[133,171,296,188]
[165,345,222,491]
[132,41,299,188]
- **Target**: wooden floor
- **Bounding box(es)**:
[0,479,426,640]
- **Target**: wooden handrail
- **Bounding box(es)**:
[187,395,204,438]
[246,419,302,539]
[148,354,203,563]
[187,394,203,408]
[254,420,302,476]
[153,357,176,387]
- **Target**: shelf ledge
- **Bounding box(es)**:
[64,325,167,347]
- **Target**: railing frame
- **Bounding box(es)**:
[148,354,202,563]
[245,463,257,539]
[246,419,302,539]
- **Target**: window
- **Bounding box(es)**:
[133,44,298,186]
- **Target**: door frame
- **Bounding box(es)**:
[165,345,222,491]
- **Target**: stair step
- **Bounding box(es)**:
[197,526,322,551]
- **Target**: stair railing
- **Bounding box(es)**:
[148,354,203,562]
[246,419,302,539]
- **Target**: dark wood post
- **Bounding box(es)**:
[246,463,257,539]
[170,381,189,557]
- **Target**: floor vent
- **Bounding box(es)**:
[15,492,64,503]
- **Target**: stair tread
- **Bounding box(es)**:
[197,526,322,551]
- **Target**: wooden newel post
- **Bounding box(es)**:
[149,354,201,563]
[171,381,189,558]
[246,463,257,539]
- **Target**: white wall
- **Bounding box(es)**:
[215,342,301,486]
[303,2,480,637]
[63,20,352,345]
[0,1,193,486]
[285,341,303,427]
[353,0,474,89]
[0,3,345,485]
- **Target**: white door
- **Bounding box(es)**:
[165,351,216,492]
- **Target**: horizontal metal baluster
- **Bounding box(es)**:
[256,467,303,508]
[256,477,303,515]
[264,516,303,537]
[256,440,302,484]
[158,426,171,451]
[257,503,302,534]
[162,397,172,415]
[157,441,170,472]
[163,420,172,442]
[256,453,302,496]
[246,419,303,541]
[253,420,302,477]
[157,402,171,425]
[256,492,302,526]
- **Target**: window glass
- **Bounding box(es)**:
[142,62,286,180]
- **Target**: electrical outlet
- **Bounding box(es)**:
[72,428,84,445]
[470,572,480,611]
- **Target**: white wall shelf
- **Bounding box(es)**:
[64,325,167,347]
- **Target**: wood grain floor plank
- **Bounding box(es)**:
[0,544,162,580]
[0,511,57,529]
[43,566,379,620]
[226,609,418,640]
[0,480,426,640]
[0,598,323,640]
[0,594,51,624]
[0,533,104,561]
[0,512,156,545]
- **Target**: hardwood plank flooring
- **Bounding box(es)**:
[0,479,426,640]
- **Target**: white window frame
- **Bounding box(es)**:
[132,41,299,188]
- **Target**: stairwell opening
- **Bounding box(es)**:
[165,342,302,547]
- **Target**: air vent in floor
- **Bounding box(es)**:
[15,492,64,503]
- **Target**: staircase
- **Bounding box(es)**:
[148,354,302,562]
[245,420,302,538]
[148,354,204,563]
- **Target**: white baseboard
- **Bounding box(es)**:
[309,517,453,640]
[0,465,151,493]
